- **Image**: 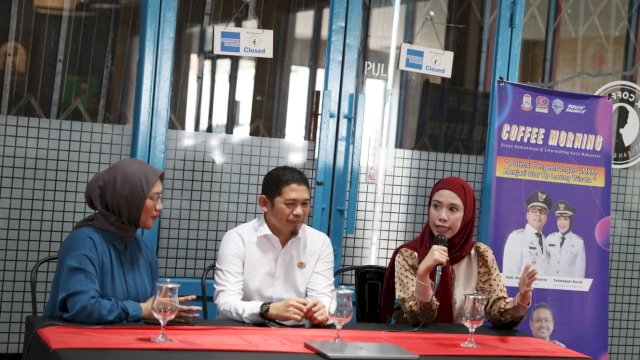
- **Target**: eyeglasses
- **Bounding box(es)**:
[528,207,548,215]
[148,192,162,205]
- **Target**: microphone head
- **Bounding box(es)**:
[433,234,448,247]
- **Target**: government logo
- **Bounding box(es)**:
[521,94,532,111]
[552,99,564,114]
[535,96,548,113]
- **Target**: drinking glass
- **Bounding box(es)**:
[460,293,486,348]
[150,280,180,343]
[327,286,353,342]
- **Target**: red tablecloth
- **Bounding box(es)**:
[38,325,589,358]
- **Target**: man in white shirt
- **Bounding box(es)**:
[545,200,586,278]
[503,190,552,274]
[214,166,334,325]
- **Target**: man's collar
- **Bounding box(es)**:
[256,214,271,237]
[256,214,304,245]
[525,223,542,234]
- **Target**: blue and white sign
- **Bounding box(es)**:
[398,43,454,78]
[213,26,273,58]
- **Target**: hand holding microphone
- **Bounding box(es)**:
[416,234,449,302]
[432,235,448,292]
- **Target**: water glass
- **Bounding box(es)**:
[150,280,180,343]
[460,293,486,348]
[327,286,353,342]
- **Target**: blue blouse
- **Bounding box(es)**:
[44,226,158,324]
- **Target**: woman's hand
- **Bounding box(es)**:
[173,295,201,323]
[141,295,201,324]
[517,262,538,306]
[140,296,154,321]
[416,244,448,282]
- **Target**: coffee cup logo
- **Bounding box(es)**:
[595,81,640,168]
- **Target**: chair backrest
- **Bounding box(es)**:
[29,255,58,316]
[334,265,386,323]
[200,263,216,319]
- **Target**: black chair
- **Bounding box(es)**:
[29,255,58,316]
[200,263,216,319]
[334,265,386,323]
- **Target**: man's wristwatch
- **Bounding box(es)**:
[259,302,272,320]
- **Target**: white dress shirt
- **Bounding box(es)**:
[214,215,334,323]
[503,223,547,274]
[545,231,586,278]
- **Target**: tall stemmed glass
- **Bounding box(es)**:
[150,281,180,343]
[460,293,486,348]
[327,287,353,342]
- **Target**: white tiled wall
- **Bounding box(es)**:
[0,115,131,353]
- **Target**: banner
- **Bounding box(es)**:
[490,81,611,360]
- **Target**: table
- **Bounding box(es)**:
[22,316,590,360]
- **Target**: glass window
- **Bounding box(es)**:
[520,1,632,92]
[364,0,496,156]
[0,0,140,123]
[169,0,329,141]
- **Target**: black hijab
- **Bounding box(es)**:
[74,158,164,240]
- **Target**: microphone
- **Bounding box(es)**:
[432,235,448,293]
